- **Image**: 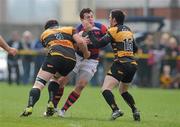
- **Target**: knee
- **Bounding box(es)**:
[120,89,128,94]
[101,87,106,92]
[33,83,44,91]
[34,77,47,90]
[119,85,128,94]
[101,87,112,93]
[76,80,88,91]
[57,77,69,87]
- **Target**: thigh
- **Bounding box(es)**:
[75,70,94,85]
[80,59,99,75]
[101,75,119,91]
[57,58,76,76]
[122,63,137,83]
[41,55,57,74]
[58,71,77,86]
[72,53,84,73]
[107,62,124,82]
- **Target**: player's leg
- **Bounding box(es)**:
[44,73,62,116]
[44,71,76,116]
[21,55,60,117]
[50,54,81,110]
[48,77,64,109]
[119,62,140,121]
[102,75,124,120]
[102,62,126,120]
[59,70,93,117]
[119,83,140,121]
[21,68,54,116]
[44,55,76,117]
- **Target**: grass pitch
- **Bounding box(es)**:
[0,82,180,127]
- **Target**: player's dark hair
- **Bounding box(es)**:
[111,9,125,25]
[79,8,93,19]
[44,20,59,30]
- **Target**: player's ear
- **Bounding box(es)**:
[112,18,117,25]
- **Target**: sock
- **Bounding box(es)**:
[61,91,80,111]
[27,88,40,107]
[102,90,119,112]
[121,92,137,113]
[48,81,63,108]
[53,87,64,108]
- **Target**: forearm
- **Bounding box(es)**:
[77,43,90,59]
[88,31,109,48]
[0,36,10,52]
[73,33,90,59]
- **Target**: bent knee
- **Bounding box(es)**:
[76,80,88,90]
[101,87,112,93]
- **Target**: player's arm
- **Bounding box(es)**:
[73,33,90,59]
[87,31,112,48]
[0,35,17,56]
[82,20,111,48]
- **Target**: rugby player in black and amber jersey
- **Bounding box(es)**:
[20,19,90,117]
[43,8,107,117]
[83,9,140,121]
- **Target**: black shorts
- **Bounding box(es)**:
[41,54,76,76]
[107,61,137,83]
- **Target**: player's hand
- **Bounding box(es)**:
[82,20,93,32]
[7,47,18,56]
[82,36,91,44]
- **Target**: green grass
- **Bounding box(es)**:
[0,83,180,127]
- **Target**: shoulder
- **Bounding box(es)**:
[108,27,118,33]
[61,26,75,30]
[94,22,107,34]
[117,25,132,32]
[94,22,107,29]
[59,26,76,35]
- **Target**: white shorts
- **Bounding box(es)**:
[73,53,99,77]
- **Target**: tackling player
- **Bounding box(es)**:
[20,19,89,116]
[83,9,140,121]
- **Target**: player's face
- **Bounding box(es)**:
[82,12,94,25]
[109,13,116,27]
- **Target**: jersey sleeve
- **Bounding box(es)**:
[101,24,107,35]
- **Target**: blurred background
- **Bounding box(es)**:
[0,0,180,88]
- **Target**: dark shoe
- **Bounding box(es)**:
[133,110,140,121]
[43,101,55,117]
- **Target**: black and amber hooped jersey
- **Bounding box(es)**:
[108,25,136,61]
[40,27,76,61]
[88,24,138,63]
[40,27,76,48]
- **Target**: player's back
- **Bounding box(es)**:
[40,26,76,60]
